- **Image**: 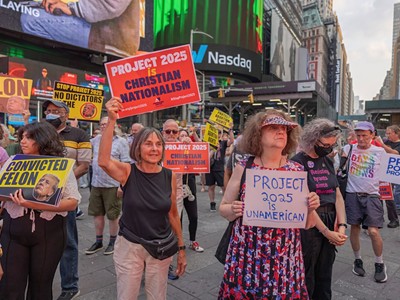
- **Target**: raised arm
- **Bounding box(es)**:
[98,98,131,186]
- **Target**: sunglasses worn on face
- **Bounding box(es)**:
[165,129,178,135]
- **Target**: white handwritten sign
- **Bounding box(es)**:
[243,169,309,228]
[378,153,400,184]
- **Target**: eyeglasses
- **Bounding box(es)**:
[164,129,178,135]
[100,123,107,127]
[317,140,338,148]
[44,109,65,115]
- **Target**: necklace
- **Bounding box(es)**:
[260,156,284,169]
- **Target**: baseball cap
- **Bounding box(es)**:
[354,121,374,132]
[261,116,298,129]
[43,100,70,113]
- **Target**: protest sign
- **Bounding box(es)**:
[378,153,400,184]
[243,169,309,228]
[105,44,200,118]
[209,108,233,129]
[52,81,104,121]
[0,155,75,207]
[0,75,32,114]
[163,142,210,173]
[203,123,219,148]
[379,181,394,200]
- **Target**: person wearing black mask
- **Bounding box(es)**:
[42,100,92,299]
[291,118,347,300]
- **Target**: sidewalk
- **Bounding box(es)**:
[53,185,400,299]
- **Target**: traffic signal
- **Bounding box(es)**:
[248,93,254,104]
[218,88,225,98]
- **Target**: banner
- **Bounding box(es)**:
[0,75,32,114]
[105,44,200,118]
[209,108,233,129]
[53,81,104,121]
[379,181,394,200]
[0,155,75,207]
[378,153,400,184]
[163,142,210,173]
[243,169,309,228]
[202,123,219,148]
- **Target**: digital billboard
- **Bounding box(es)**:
[270,10,301,81]
[2,56,111,103]
[0,0,153,56]
[154,0,263,80]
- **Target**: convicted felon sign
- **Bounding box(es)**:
[163,142,210,173]
[105,45,201,118]
[243,169,309,228]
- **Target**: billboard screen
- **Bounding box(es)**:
[154,0,263,80]
[3,56,111,103]
[270,10,301,81]
[0,0,153,56]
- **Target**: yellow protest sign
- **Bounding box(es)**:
[0,154,75,207]
[203,123,219,148]
[0,75,32,114]
[53,81,104,121]
[209,108,233,129]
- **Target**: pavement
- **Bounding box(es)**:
[52,183,400,300]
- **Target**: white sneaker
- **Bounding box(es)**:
[189,241,204,252]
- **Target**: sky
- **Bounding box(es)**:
[333,0,397,100]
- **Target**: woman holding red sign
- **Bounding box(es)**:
[218,110,319,299]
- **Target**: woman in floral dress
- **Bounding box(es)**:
[218,110,320,299]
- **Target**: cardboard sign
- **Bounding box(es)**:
[378,153,400,184]
[163,142,210,173]
[0,155,75,207]
[105,45,200,118]
[0,75,32,114]
[243,169,309,228]
[379,181,394,200]
[53,81,104,121]
[209,108,233,129]
[203,123,219,148]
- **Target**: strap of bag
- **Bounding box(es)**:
[0,201,5,216]
[339,144,353,172]
[238,156,255,199]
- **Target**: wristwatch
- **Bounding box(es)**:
[338,223,348,228]
[178,245,186,251]
[0,243,2,257]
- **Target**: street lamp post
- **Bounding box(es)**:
[184,29,213,124]
[194,69,206,124]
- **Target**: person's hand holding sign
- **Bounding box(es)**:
[307,192,320,213]
[231,200,244,218]
[105,97,123,121]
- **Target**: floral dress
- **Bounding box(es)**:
[218,159,309,300]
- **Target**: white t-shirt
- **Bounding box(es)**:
[343,144,385,195]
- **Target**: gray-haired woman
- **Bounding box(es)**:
[291,118,347,300]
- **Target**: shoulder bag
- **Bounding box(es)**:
[214,156,255,264]
[337,144,353,198]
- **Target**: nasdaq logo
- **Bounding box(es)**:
[192,45,208,63]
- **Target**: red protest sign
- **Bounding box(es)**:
[379,181,394,200]
[163,142,210,173]
[105,45,200,118]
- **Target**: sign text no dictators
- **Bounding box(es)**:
[105,45,201,118]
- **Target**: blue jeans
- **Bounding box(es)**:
[21,9,91,49]
[59,210,79,292]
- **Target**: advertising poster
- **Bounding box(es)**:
[379,181,394,201]
[105,44,200,118]
[0,154,75,207]
[0,75,32,114]
[209,108,233,129]
[163,142,210,173]
[202,123,219,148]
[52,81,104,121]
[243,169,309,228]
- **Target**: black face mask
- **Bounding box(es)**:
[46,118,62,129]
[314,145,333,157]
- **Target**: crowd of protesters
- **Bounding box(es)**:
[0,97,398,299]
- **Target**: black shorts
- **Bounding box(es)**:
[205,171,224,187]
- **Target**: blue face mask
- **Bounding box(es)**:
[45,113,62,128]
